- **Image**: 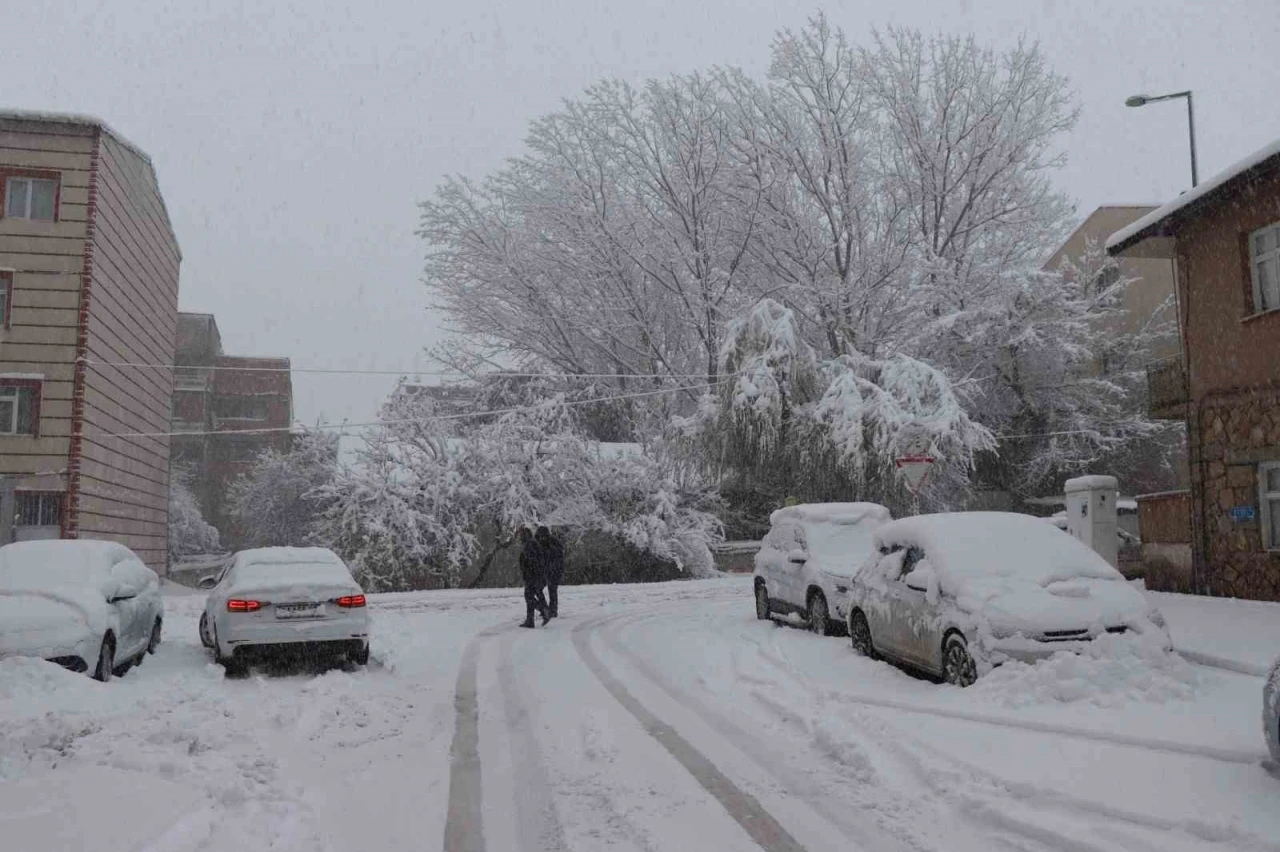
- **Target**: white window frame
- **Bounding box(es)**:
[0,384,20,434]
[1261,461,1280,551]
[1249,222,1280,315]
[4,177,58,221]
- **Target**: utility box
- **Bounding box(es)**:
[1064,475,1119,567]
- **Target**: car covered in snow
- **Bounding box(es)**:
[1265,656,1280,767]
[0,540,163,681]
[199,547,370,675]
[845,512,1169,686]
[754,502,892,635]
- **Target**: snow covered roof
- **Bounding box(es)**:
[0,109,152,165]
[1107,138,1280,254]
[0,109,181,258]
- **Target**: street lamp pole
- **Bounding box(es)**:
[1125,90,1199,187]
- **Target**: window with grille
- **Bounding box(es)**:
[16,493,62,527]
[1249,223,1280,314]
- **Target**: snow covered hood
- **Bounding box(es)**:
[872,512,1148,632]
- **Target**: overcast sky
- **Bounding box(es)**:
[3,0,1278,437]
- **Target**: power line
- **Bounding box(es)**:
[91,379,731,440]
[80,358,718,381]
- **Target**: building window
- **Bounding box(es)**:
[1261,462,1280,551]
[0,380,40,436]
[3,176,58,221]
[1250,222,1280,314]
[16,492,62,527]
[0,270,11,330]
[216,396,269,421]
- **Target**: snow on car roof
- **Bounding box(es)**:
[229,547,356,588]
[770,502,891,527]
[874,512,1121,591]
[0,540,138,590]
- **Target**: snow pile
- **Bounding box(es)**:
[971,633,1199,708]
[0,656,97,702]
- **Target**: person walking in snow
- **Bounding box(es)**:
[536,525,564,619]
[517,526,550,628]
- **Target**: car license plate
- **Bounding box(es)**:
[275,603,321,620]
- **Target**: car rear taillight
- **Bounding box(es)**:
[227,599,263,612]
[335,594,366,608]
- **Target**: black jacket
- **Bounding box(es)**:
[539,535,565,582]
[518,539,545,586]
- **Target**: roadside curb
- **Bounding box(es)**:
[1177,648,1271,678]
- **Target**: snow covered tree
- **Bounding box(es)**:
[226,432,340,548]
[683,299,993,518]
[167,468,220,560]
[319,386,722,591]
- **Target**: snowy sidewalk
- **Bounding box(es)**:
[1148,590,1280,677]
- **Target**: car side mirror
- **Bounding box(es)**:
[903,566,935,594]
[197,575,218,590]
[787,550,807,565]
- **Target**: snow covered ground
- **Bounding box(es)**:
[2,578,1277,851]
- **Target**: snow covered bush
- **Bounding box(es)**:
[167,469,220,560]
[226,432,339,549]
[319,386,722,591]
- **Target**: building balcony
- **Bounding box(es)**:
[1147,358,1188,419]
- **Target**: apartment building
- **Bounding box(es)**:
[1109,139,1280,601]
[171,312,293,542]
[0,112,180,571]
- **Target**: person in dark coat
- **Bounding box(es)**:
[517,527,549,628]
[535,526,564,618]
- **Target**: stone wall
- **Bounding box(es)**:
[1192,389,1280,600]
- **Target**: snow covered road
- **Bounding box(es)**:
[3,578,1278,852]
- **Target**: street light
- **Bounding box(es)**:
[1125,90,1199,187]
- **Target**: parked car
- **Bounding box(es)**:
[0,540,163,681]
[1265,655,1280,767]
[199,547,370,675]
[754,502,892,635]
[845,512,1170,686]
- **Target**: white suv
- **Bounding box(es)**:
[753,503,891,635]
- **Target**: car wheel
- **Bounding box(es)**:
[198,613,212,649]
[849,610,877,659]
[754,584,771,620]
[147,619,162,654]
[942,633,978,687]
[808,593,831,636]
[351,643,370,667]
[93,636,115,683]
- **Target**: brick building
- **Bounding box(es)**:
[171,312,293,544]
[1109,139,1280,600]
[0,111,180,571]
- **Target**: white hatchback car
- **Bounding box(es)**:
[754,503,892,635]
[0,540,163,681]
[846,512,1169,686]
[199,547,370,675]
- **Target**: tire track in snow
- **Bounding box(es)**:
[444,622,509,852]
[592,609,921,852]
[571,612,807,852]
[496,630,567,852]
